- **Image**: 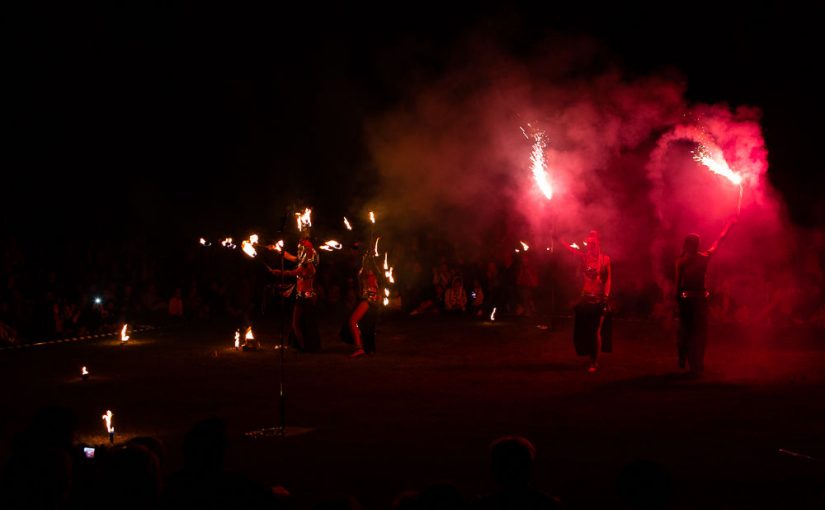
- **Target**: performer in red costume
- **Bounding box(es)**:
[268,233,321,352]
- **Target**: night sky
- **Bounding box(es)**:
[6,3,823,241]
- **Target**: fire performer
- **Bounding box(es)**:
[675,217,737,373]
[267,233,321,352]
[344,248,382,358]
[557,230,612,373]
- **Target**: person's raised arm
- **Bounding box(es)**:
[707,217,738,255]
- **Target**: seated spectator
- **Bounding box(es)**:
[444,277,468,313]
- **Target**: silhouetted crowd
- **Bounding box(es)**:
[1,406,723,510]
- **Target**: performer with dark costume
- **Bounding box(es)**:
[675,217,737,373]
[345,249,381,358]
[557,230,612,373]
[267,233,321,352]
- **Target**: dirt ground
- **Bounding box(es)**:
[2,313,824,509]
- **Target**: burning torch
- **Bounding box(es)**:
[102,410,114,444]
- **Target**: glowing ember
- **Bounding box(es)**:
[234,330,240,350]
[241,240,257,258]
[120,324,129,342]
[369,211,376,224]
[520,241,529,251]
[102,410,114,434]
[527,129,553,200]
[344,217,352,230]
[490,307,497,321]
[245,326,254,341]
[295,208,312,231]
[692,143,743,186]
[374,237,380,257]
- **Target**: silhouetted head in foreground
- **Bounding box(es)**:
[490,435,536,488]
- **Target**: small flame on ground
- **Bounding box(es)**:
[245,326,254,340]
[120,324,129,342]
[490,307,497,321]
[81,366,89,376]
[234,330,240,349]
[102,410,114,434]
[241,240,257,258]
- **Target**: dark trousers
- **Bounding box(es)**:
[677,297,708,372]
[291,298,321,352]
[573,300,612,358]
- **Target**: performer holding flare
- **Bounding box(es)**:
[675,217,737,374]
[557,230,612,373]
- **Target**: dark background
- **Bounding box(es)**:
[6,2,822,240]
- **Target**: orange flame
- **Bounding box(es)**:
[245,326,254,341]
[120,324,129,342]
[295,208,312,231]
[374,237,380,257]
[102,410,114,434]
[324,240,343,250]
[383,252,389,270]
[241,240,257,258]
[369,211,376,224]
[385,266,394,283]
[234,330,240,349]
